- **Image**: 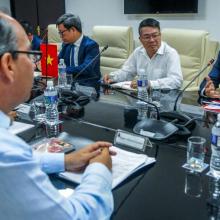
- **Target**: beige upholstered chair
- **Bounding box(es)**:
[47,24,62,51]
[162,28,219,91]
[92,26,134,76]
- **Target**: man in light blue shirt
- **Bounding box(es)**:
[0,12,113,220]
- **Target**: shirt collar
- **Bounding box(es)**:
[140,41,165,57]
[0,110,11,129]
[156,41,165,55]
[74,34,84,47]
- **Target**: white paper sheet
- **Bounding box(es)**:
[59,146,155,189]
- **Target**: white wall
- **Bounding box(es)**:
[65,0,220,41]
[0,0,11,14]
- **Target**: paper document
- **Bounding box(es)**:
[111,81,136,91]
[202,100,220,113]
[59,146,155,189]
[9,121,34,135]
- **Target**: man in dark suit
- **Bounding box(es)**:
[20,20,42,51]
[57,13,101,89]
[199,51,220,100]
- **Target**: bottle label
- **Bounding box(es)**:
[137,79,148,87]
[45,95,58,105]
[58,68,66,75]
[211,134,220,147]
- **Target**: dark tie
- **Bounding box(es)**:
[70,44,75,67]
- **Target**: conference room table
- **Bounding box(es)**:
[24,89,220,220]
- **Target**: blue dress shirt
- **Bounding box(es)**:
[0,111,113,220]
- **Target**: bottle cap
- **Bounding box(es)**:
[59,59,64,64]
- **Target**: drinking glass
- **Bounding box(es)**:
[31,100,45,123]
[66,73,73,90]
[182,136,208,172]
[187,136,206,170]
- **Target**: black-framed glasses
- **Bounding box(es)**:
[140,32,161,41]
[11,50,42,63]
[58,29,69,36]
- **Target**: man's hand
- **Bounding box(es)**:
[103,74,113,84]
[64,141,113,172]
[205,76,220,98]
[103,74,114,95]
[90,147,112,171]
[131,80,137,89]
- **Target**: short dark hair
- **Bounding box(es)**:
[56,13,82,33]
[20,20,34,35]
[0,15,18,59]
[138,18,160,36]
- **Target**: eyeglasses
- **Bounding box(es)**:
[58,29,69,36]
[140,33,161,41]
[11,50,42,63]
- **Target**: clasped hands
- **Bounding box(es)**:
[64,141,116,172]
[204,76,220,98]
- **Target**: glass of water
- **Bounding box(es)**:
[183,136,207,172]
[31,100,45,123]
[66,73,73,90]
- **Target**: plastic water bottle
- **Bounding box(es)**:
[58,59,67,88]
[210,114,220,178]
[137,69,148,120]
[44,81,59,137]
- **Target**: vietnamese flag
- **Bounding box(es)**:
[40,44,58,78]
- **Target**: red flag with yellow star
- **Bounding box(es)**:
[40,44,58,78]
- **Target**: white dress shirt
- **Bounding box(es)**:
[111,41,183,89]
[70,34,84,67]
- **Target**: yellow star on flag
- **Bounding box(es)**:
[47,55,54,65]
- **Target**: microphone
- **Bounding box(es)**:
[67,45,108,99]
[38,28,49,85]
[160,58,215,127]
[101,83,160,119]
[101,83,178,141]
[73,45,108,81]
[41,28,48,43]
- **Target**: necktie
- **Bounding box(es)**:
[70,44,75,67]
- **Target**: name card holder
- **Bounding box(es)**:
[114,129,152,152]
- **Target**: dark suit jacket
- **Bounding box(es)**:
[32,35,42,51]
[198,51,220,103]
[58,36,101,89]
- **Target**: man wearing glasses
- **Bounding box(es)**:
[57,13,101,90]
[0,13,114,219]
[104,18,183,90]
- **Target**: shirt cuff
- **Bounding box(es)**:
[34,152,65,174]
[83,163,112,188]
[200,87,207,97]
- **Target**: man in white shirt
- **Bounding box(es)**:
[104,18,183,90]
[0,12,114,220]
